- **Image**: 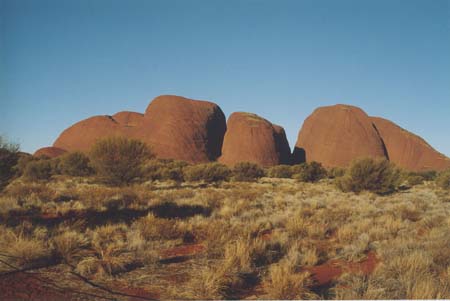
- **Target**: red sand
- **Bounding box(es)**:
[160,243,206,259]
[305,251,379,287]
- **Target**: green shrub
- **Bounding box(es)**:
[328,167,346,179]
[292,162,327,182]
[184,162,231,183]
[15,155,35,176]
[23,160,53,181]
[145,159,188,182]
[336,157,401,195]
[405,174,425,186]
[416,170,437,181]
[0,137,20,188]
[90,137,153,185]
[267,165,293,178]
[59,152,92,176]
[436,170,450,190]
[233,162,264,182]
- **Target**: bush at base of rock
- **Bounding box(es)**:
[183,162,231,183]
[436,170,450,190]
[266,165,293,178]
[23,160,53,181]
[59,152,92,177]
[328,167,346,179]
[90,137,153,185]
[232,162,265,182]
[292,162,327,183]
[336,157,401,195]
[144,159,188,182]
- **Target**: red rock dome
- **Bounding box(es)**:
[219,112,291,166]
[138,95,226,163]
[294,104,387,168]
[34,146,67,158]
[371,117,450,171]
[53,115,136,152]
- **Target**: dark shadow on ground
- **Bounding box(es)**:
[4,201,212,228]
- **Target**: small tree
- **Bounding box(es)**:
[59,152,92,176]
[0,136,20,188]
[336,157,401,195]
[292,162,327,182]
[184,162,231,183]
[233,162,265,182]
[90,137,153,185]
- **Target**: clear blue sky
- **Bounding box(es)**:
[1,0,449,156]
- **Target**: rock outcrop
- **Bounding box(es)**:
[34,146,67,158]
[53,113,140,152]
[137,95,227,163]
[219,112,291,166]
[47,96,449,170]
[371,117,450,171]
[52,95,226,163]
[294,104,387,167]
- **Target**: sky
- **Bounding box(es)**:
[1,0,449,156]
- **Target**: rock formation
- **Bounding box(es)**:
[46,96,450,171]
[137,95,227,163]
[371,117,450,171]
[53,113,140,152]
[52,95,226,163]
[219,112,291,166]
[34,146,67,158]
[294,104,387,167]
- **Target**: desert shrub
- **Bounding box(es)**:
[0,225,55,270]
[23,159,53,181]
[436,170,450,190]
[267,165,293,178]
[264,255,316,299]
[76,224,139,277]
[52,230,89,263]
[336,157,401,194]
[405,173,425,186]
[184,162,231,183]
[232,162,264,182]
[90,137,153,185]
[59,152,92,176]
[0,136,20,189]
[144,159,188,182]
[292,162,327,182]
[328,167,346,179]
[15,154,36,175]
[418,170,438,181]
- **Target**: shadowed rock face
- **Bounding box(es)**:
[34,146,67,158]
[138,95,227,163]
[53,113,141,152]
[219,112,291,166]
[294,104,387,168]
[371,117,450,171]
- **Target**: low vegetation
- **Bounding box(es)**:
[336,157,401,194]
[90,137,154,185]
[0,140,449,299]
[232,162,265,182]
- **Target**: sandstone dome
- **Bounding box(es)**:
[219,112,291,166]
[34,146,67,158]
[371,117,450,171]
[137,95,227,163]
[294,104,387,167]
